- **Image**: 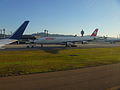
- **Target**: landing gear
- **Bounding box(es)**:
[65,43,69,47]
[26,44,44,48]
[41,44,43,47]
[26,44,35,48]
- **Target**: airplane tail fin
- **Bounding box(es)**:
[91,28,98,36]
[9,21,29,39]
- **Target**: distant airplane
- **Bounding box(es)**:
[0,21,29,48]
[98,36,120,44]
[28,28,98,47]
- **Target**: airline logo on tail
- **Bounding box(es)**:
[9,21,29,40]
[91,28,98,36]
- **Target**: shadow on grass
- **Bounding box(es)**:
[2,46,78,54]
[1,46,67,54]
[39,47,66,54]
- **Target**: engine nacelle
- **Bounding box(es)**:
[82,41,88,44]
[66,42,77,47]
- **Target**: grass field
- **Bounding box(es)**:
[0,47,120,77]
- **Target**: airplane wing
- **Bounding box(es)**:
[0,39,17,48]
[0,21,29,48]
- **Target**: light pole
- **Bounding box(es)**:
[3,28,5,38]
[46,30,48,37]
[0,29,2,34]
[44,29,48,37]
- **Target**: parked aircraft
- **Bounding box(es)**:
[28,28,98,47]
[98,36,120,44]
[0,21,29,48]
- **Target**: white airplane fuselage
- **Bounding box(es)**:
[104,37,120,43]
[27,28,98,47]
[34,36,95,44]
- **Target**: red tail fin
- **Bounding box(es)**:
[91,28,98,36]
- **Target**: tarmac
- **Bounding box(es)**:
[0,63,120,90]
[1,43,120,51]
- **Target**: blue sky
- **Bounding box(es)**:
[0,0,120,37]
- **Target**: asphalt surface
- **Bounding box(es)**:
[0,63,120,90]
[1,43,120,51]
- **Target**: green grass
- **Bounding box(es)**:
[0,47,120,77]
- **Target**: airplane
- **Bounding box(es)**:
[97,36,120,44]
[27,28,98,47]
[0,21,29,48]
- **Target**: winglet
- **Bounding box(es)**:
[9,21,29,39]
[91,28,98,36]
